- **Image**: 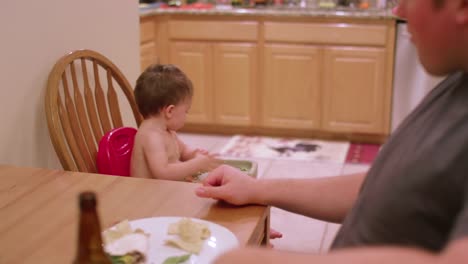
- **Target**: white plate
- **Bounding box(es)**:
[119,217,239,264]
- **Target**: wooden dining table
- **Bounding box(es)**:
[0,165,270,263]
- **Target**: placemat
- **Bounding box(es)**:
[219,135,350,163]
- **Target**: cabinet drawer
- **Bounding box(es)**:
[140,19,155,43]
[264,22,387,46]
[169,21,258,41]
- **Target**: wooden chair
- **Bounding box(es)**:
[45,49,143,172]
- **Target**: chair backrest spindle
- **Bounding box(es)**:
[57,92,86,171]
[106,69,124,128]
[70,61,98,171]
[81,58,103,144]
[62,70,95,172]
[92,59,112,135]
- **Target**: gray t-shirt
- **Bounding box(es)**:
[331,71,468,252]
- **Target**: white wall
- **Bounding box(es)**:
[0,1,140,169]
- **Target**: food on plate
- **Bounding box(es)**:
[103,220,149,264]
[165,218,211,254]
[109,251,146,264]
[162,254,191,264]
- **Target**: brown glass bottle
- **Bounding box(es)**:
[73,191,112,264]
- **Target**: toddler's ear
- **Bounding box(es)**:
[163,104,175,118]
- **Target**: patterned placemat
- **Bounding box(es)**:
[219,135,350,163]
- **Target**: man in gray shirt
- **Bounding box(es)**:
[195,0,468,263]
[332,71,468,252]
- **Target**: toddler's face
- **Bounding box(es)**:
[167,97,192,131]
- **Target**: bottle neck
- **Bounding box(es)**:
[75,208,107,261]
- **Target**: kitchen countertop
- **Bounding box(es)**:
[140,4,397,20]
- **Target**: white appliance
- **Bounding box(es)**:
[391,22,444,131]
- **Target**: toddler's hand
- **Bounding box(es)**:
[185,148,212,160]
[196,148,210,155]
[194,152,222,172]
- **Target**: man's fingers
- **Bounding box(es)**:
[202,173,223,186]
[195,186,224,200]
[202,165,227,186]
[195,186,209,197]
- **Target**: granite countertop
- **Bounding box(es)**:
[139,3,397,20]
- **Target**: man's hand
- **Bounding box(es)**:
[195,164,259,206]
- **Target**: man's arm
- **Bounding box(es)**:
[252,173,365,223]
[196,165,365,223]
[214,237,468,264]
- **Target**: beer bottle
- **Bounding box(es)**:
[74,191,112,264]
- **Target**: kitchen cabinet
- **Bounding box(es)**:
[170,42,213,124]
[139,17,158,71]
[213,43,257,126]
[322,46,387,133]
[263,21,394,136]
[262,44,387,134]
[262,44,321,130]
[139,14,396,142]
[170,42,258,126]
[167,20,259,127]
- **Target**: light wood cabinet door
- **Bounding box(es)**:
[262,44,322,129]
[140,41,157,71]
[169,41,214,124]
[140,17,157,72]
[213,43,258,126]
[322,46,387,134]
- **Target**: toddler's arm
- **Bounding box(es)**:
[143,133,221,181]
[177,135,211,161]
